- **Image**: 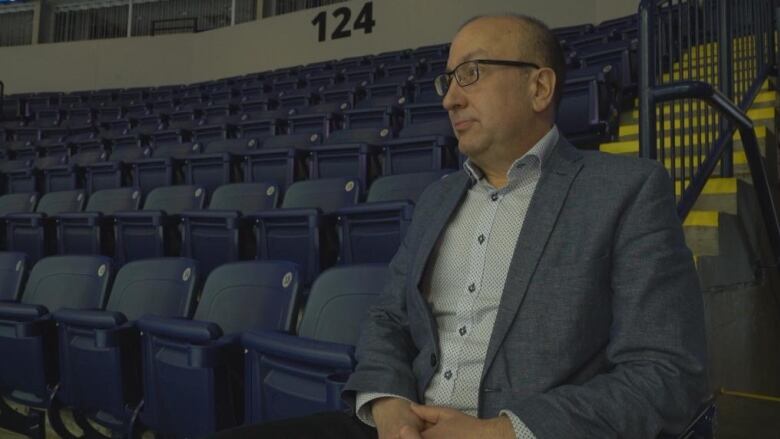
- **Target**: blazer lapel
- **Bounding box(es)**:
[481,138,584,379]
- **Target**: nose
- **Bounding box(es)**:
[442,79,466,112]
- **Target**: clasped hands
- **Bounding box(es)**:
[372,397,514,439]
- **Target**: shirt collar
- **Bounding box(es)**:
[463,125,560,183]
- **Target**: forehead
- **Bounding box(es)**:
[448,18,522,67]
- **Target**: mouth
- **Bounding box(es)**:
[452,119,475,131]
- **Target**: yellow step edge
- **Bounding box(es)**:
[600,125,767,154]
[619,107,775,137]
[631,79,772,107]
[663,150,747,169]
[674,177,737,196]
[683,210,720,227]
[629,91,776,118]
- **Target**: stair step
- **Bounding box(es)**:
[618,107,774,137]
[684,210,721,256]
[628,90,776,119]
[600,125,769,155]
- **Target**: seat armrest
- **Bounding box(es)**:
[138,315,222,343]
[242,329,355,370]
[180,209,242,221]
[249,207,321,219]
[335,201,414,216]
[53,308,127,329]
[0,302,49,321]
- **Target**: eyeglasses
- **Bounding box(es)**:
[434,59,541,97]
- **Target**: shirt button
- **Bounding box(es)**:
[430,353,437,367]
[459,326,467,336]
[490,193,499,201]
[444,370,452,380]
[477,234,485,244]
[467,283,476,293]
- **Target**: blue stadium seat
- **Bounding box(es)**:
[113,185,206,264]
[0,255,112,425]
[0,252,27,303]
[242,264,389,422]
[251,177,360,285]
[82,141,148,193]
[243,133,319,192]
[130,142,202,192]
[181,182,278,275]
[403,101,448,125]
[558,78,613,148]
[311,127,392,189]
[42,149,108,193]
[56,187,141,256]
[6,190,86,264]
[183,137,259,193]
[52,258,199,435]
[381,119,458,174]
[336,170,451,264]
[136,261,301,437]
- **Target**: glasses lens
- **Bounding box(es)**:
[434,74,450,97]
[456,61,479,87]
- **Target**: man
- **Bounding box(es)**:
[215,13,708,439]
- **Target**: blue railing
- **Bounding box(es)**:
[638,0,780,264]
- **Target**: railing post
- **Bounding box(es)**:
[718,0,734,177]
[639,1,657,160]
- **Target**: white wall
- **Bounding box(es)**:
[0,0,638,94]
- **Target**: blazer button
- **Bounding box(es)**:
[430,353,437,367]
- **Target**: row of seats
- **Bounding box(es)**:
[0,170,446,279]
[0,253,388,437]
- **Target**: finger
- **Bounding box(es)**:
[409,404,444,424]
[399,424,423,439]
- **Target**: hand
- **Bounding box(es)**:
[399,404,514,439]
[372,397,427,439]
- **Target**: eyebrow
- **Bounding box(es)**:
[447,49,489,70]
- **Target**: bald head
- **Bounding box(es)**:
[457,14,567,110]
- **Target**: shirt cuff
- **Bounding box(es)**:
[499,409,537,439]
[355,392,413,427]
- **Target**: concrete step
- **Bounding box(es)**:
[601,125,772,157]
[622,90,776,122]
[617,107,775,138]
[683,210,721,256]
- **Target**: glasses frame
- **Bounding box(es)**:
[434,59,541,97]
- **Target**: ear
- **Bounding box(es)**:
[531,67,556,113]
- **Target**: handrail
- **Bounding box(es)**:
[653,80,780,264]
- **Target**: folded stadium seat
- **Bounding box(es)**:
[165,107,201,131]
[32,108,63,128]
[310,127,392,189]
[182,138,259,194]
[6,190,85,263]
[416,58,446,79]
[0,159,34,193]
[0,251,27,303]
[336,170,452,264]
[403,101,448,126]
[51,258,199,436]
[342,66,385,86]
[0,255,112,436]
[238,83,274,102]
[286,101,346,136]
[412,43,449,61]
[181,182,278,274]
[114,185,206,264]
[191,104,240,141]
[411,77,440,104]
[243,132,319,192]
[333,55,372,71]
[576,39,638,98]
[372,49,412,65]
[117,89,147,105]
[25,96,58,116]
[43,149,108,193]
[557,79,612,149]
[273,77,308,95]
[207,87,239,106]
[381,119,457,175]
[63,107,98,128]
[242,264,389,422]
[299,61,335,77]
[306,71,343,90]
[128,114,168,137]
[250,177,360,286]
[129,142,202,192]
[7,138,39,161]
[89,91,116,108]
[56,187,141,256]
[136,260,301,438]
[5,155,71,194]
[100,118,135,139]
[82,141,148,193]
[552,22,594,40]
[563,32,612,50]
[319,84,365,109]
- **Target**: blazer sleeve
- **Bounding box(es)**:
[341,211,422,407]
[508,163,709,438]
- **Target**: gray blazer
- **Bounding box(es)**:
[343,136,709,438]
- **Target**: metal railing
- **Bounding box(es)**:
[151,17,199,35]
[267,0,349,17]
[0,5,33,47]
[638,0,780,264]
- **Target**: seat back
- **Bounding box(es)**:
[106,258,198,320]
[143,185,206,214]
[20,255,113,312]
[281,177,360,214]
[35,190,86,215]
[298,264,388,343]
[0,252,27,302]
[0,192,38,216]
[366,170,450,203]
[193,260,301,335]
[209,182,279,212]
[85,187,142,214]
